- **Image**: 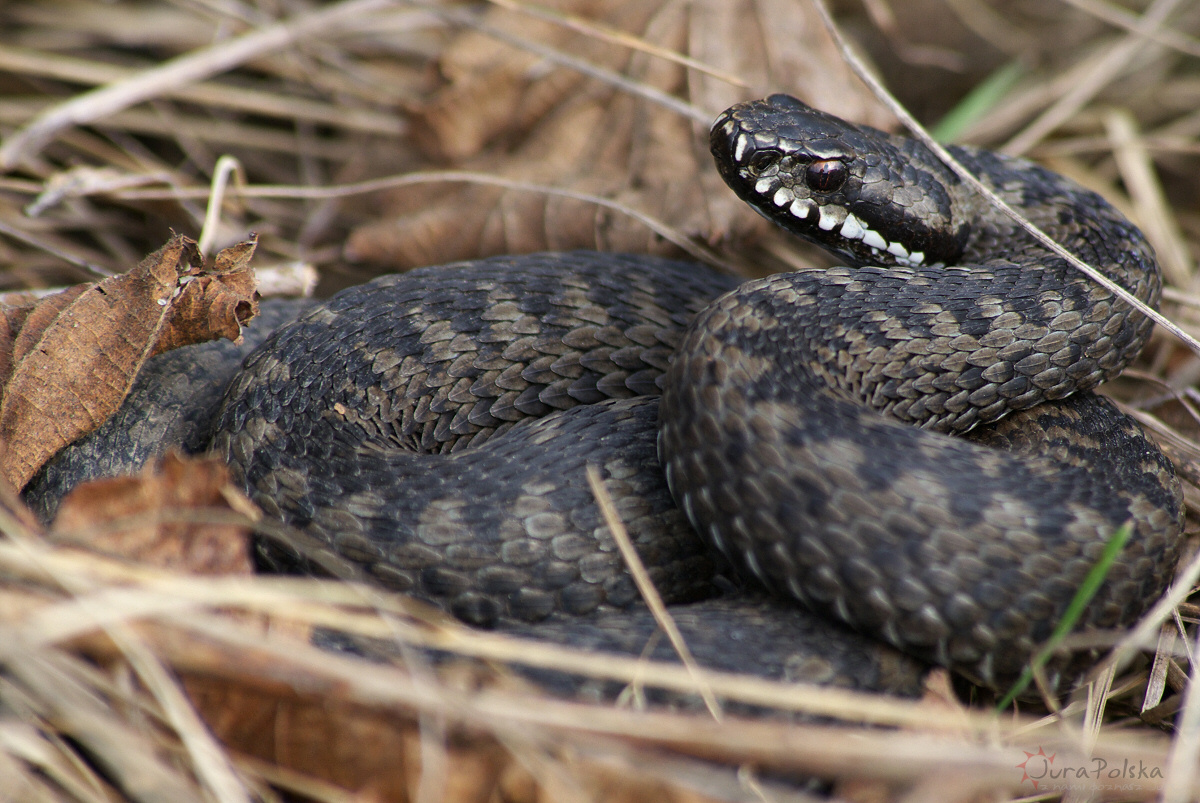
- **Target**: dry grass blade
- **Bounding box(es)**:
[1163,624,1200,801]
[0,0,398,169]
[1001,0,1185,156]
[1100,535,1200,679]
[0,44,405,136]
[197,156,246,257]
[1105,109,1193,287]
[0,218,109,278]
[437,5,711,123]
[1061,0,1200,58]
[586,465,723,721]
[485,0,749,87]
[1145,622,1178,712]
[106,627,252,803]
[2,645,208,803]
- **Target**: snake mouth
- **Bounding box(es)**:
[711,95,968,269]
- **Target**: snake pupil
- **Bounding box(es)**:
[806,159,847,193]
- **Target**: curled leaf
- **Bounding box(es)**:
[0,234,259,490]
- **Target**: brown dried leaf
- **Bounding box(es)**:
[185,676,417,799]
[183,672,728,803]
[0,305,29,385]
[0,234,258,490]
[0,464,47,534]
[0,284,88,388]
[51,451,254,575]
[409,0,637,162]
[153,237,259,355]
[347,0,892,269]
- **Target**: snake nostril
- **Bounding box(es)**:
[746,149,778,174]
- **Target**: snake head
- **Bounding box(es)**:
[711,94,969,268]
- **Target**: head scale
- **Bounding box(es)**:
[710,94,968,268]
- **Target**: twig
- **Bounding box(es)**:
[197,155,247,257]
[0,43,405,135]
[0,0,399,169]
[0,219,112,279]
[112,170,739,273]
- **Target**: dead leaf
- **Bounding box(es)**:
[346,0,893,269]
[0,283,88,387]
[186,671,412,798]
[50,450,255,576]
[153,237,260,355]
[408,0,638,163]
[0,234,258,490]
[183,670,730,803]
[0,465,47,535]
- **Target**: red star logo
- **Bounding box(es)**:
[1016,746,1055,790]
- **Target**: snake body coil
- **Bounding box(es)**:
[210,95,1183,690]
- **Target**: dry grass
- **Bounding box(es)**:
[1,1,1200,801]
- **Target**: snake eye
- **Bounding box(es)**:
[745,149,779,174]
[806,159,848,193]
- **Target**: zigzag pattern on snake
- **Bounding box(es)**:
[213,95,1183,691]
[39,95,1186,694]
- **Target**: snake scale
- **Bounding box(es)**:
[35,95,1186,695]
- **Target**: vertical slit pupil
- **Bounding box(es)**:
[807,160,847,193]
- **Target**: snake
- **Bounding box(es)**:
[31,94,1185,695]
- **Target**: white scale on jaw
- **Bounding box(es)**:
[849,210,927,265]
[739,169,926,266]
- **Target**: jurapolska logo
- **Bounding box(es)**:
[1016,747,1054,791]
[1016,746,1163,792]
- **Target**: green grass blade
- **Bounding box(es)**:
[931,61,1025,143]
[996,521,1134,710]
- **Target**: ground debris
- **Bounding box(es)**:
[0,234,257,490]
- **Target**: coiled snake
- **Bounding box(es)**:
[53,95,1189,693]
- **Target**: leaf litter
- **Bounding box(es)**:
[0,233,257,491]
[0,0,1197,801]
